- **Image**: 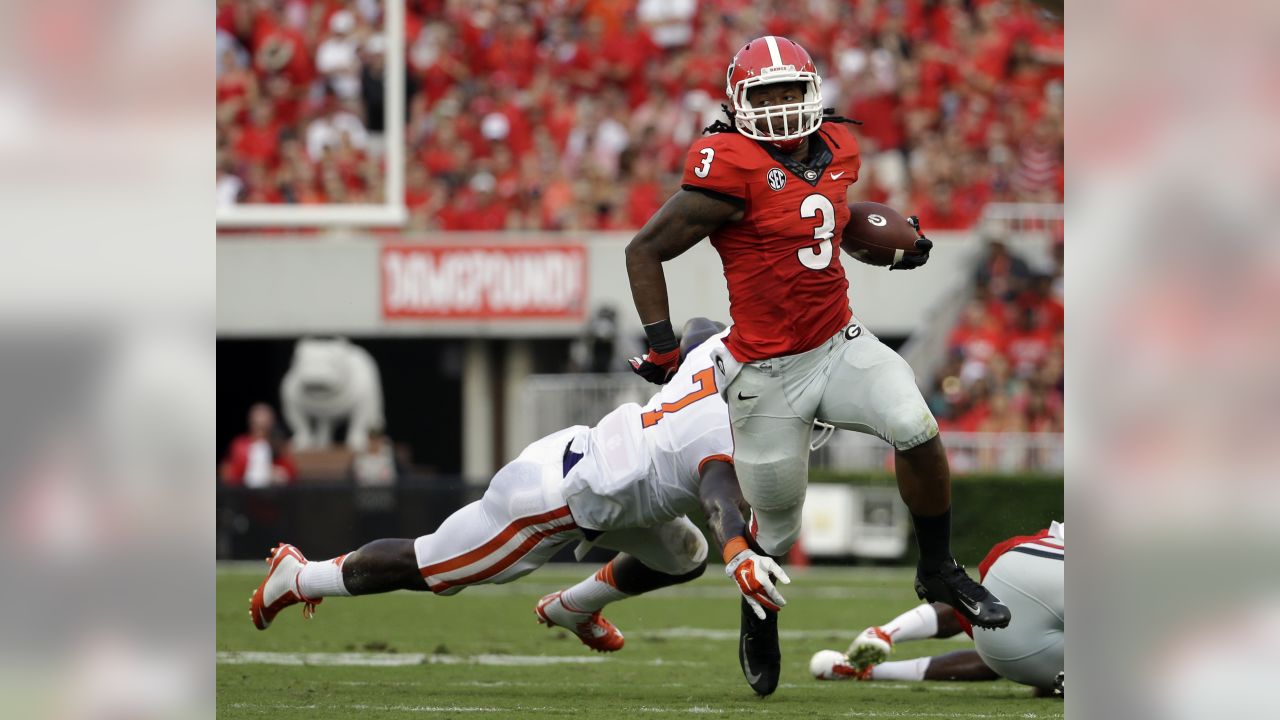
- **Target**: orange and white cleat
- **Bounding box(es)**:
[534,591,624,652]
[249,543,321,630]
[845,626,893,671]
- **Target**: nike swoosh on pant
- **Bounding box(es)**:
[741,635,762,684]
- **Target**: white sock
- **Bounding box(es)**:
[557,560,629,613]
[881,603,939,643]
[296,554,352,598]
[870,656,931,682]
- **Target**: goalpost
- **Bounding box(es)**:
[216,0,406,229]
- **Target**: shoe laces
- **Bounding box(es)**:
[302,600,319,620]
[941,562,988,602]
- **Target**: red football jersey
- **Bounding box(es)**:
[680,122,861,362]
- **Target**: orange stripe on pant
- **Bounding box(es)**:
[427,518,579,593]
[419,505,575,581]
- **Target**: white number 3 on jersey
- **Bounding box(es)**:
[797,194,835,270]
[693,148,714,178]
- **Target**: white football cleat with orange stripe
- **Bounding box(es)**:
[845,626,893,670]
[249,543,321,630]
[535,591,624,652]
[810,649,872,680]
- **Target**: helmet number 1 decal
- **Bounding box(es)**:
[693,148,715,178]
[797,193,835,270]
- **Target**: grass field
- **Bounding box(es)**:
[217,563,1063,719]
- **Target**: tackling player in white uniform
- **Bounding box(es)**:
[810,522,1064,695]
[249,318,790,659]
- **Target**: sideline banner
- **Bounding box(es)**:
[382,244,587,320]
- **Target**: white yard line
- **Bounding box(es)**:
[639,627,859,641]
[217,651,605,667]
[635,707,725,714]
[225,702,772,716]
[218,650,713,668]
[839,707,1049,712]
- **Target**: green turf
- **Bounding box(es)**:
[218,563,1062,719]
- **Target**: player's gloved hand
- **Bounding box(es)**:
[629,319,682,384]
[890,215,933,270]
[723,538,791,620]
[628,347,681,384]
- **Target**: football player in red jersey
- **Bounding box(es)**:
[624,36,1010,696]
[813,522,1064,696]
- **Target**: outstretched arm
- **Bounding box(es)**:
[624,189,743,382]
[699,459,791,619]
[698,458,752,553]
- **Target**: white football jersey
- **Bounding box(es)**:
[562,331,735,531]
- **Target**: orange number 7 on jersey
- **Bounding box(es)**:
[641,367,718,428]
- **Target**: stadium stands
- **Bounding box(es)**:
[215,0,1064,231]
[931,238,1063,441]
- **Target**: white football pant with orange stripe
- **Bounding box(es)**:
[415,427,708,595]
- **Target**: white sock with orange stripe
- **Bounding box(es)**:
[296,554,352,598]
[557,560,629,613]
[881,603,939,643]
[869,656,931,682]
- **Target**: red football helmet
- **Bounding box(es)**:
[725,36,824,149]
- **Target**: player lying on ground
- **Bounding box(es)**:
[810,522,1064,695]
[250,318,791,661]
[624,34,1009,696]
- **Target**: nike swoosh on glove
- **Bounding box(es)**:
[628,347,681,385]
[890,215,933,270]
[725,548,791,620]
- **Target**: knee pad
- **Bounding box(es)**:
[637,520,709,576]
[884,401,939,451]
[750,506,802,556]
[736,452,808,511]
[666,523,709,575]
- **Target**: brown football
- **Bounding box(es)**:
[841,202,919,267]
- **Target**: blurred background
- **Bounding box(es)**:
[216,0,1064,567]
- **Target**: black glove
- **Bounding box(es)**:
[628,346,681,384]
[891,215,933,270]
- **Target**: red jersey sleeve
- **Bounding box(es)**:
[680,134,752,203]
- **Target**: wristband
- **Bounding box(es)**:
[643,319,679,353]
[722,536,750,564]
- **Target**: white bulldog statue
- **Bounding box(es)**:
[280,338,385,452]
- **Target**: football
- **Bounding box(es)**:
[841,202,920,267]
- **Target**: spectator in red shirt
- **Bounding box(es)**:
[624,154,665,229]
[949,301,1009,366]
[1004,306,1054,378]
[912,181,975,230]
[221,403,298,488]
[234,100,282,168]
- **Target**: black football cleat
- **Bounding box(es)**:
[915,559,1012,630]
[738,597,781,697]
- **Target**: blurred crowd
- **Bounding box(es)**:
[216,0,1063,231]
[929,239,1063,445]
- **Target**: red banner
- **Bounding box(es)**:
[381,244,587,320]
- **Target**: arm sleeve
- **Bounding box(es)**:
[680,136,749,202]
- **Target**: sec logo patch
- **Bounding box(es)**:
[767,168,786,191]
